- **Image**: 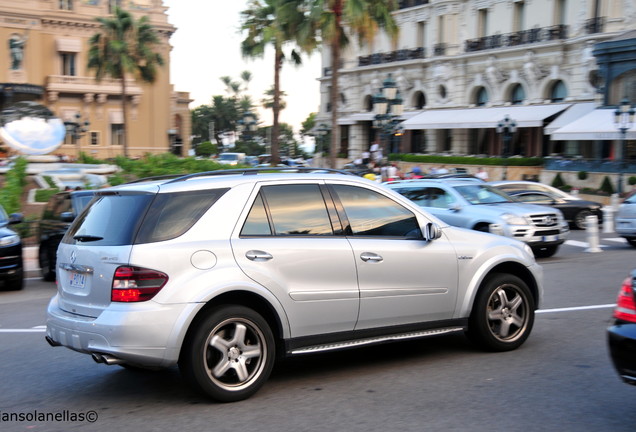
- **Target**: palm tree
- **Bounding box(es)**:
[240,0,312,165]
[87,7,164,158]
[305,0,398,168]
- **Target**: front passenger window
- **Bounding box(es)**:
[332,185,422,238]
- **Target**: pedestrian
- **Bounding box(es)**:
[475,167,489,181]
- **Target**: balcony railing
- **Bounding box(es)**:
[433,43,446,56]
[357,47,425,67]
[398,0,429,9]
[585,17,605,34]
[464,25,568,53]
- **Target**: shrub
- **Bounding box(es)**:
[577,171,588,180]
[599,176,615,195]
[551,173,566,190]
[35,188,60,203]
[195,141,217,158]
[629,176,636,186]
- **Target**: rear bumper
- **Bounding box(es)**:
[46,294,193,367]
[607,321,636,386]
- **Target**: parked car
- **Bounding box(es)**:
[0,204,23,291]
[615,194,636,247]
[385,178,569,258]
[216,152,246,166]
[46,168,543,402]
[502,189,603,230]
[37,190,96,281]
[490,181,604,230]
[607,269,636,386]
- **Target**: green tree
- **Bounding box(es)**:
[87,6,164,158]
[240,0,311,165]
[304,0,398,167]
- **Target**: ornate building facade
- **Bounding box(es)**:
[0,0,191,159]
[317,0,636,163]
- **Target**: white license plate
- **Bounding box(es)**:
[542,235,557,242]
[69,272,86,289]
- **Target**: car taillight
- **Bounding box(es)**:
[111,266,168,302]
[613,277,636,323]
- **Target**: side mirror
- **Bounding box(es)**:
[449,203,462,212]
[423,222,442,242]
[60,211,75,222]
[8,213,23,224]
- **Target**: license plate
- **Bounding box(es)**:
[542,235,557,242]
[69,272,86,289]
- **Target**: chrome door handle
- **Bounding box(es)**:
[360,252,383,263]
[246,250,273,261]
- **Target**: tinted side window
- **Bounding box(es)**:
[54,195,72,218]
[332,185,422,238]
[241,184,334,236]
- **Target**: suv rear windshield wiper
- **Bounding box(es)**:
[73,235,104,242]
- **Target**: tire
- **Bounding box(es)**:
[626,238,636,248]
[532,245,558,258]
[467,273,535,352]
[179,305,275,402]
[39,244,56,282]
[574,210,593,230]
[3,273,23,291]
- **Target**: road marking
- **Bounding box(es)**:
[0,325,46,333]
[564,240,608,248]
[537,304,615,314]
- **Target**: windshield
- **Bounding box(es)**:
[456,184,514,204]
[218,154,239,161]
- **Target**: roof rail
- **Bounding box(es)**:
[150,167,359,184]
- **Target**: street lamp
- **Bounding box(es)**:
[316,123,330,156]
[496,115,517,180]
[238,110,257,142]
[64,113,90,158]
[373,73,404,157]
[614,98,635,195]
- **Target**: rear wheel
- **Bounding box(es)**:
[179,305,275,402]
[3,273,23,291]
[467,273,535,352]
[574,210,593,230]
[626,239,636,248]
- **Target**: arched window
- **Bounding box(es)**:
[511,84,525,105]
[413,91,426,109]
[476,87,489,106]
[550,80,567,102]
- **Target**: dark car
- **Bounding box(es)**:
[37,190,96,281]
[502,189,602,230]
[0,204,23,291]
[608,270,636,386]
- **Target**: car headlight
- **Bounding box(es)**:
[501,213,529,226]
[0,234,20,247]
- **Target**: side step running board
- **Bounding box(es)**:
[289,327,465,355]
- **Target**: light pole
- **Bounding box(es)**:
[614,98,635,195]
[238,110,257,143]
[373,73,404,157]
[64,113,90,159]
[496,115,517,180]
[316,123,330,156]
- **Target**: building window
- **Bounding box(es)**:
[511,84,525,105]
[514,1,525,32]
[90,131,100,146]
[476,87,489,106]
[554,0,567,25]
[550,80,567,102]
[59,0,73,10]
[111,124,124,146]
[478,9,488,38]
[60,53,76,76]
[416,21,426,48]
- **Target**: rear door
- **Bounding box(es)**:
[231,182,359,338]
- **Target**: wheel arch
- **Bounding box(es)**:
[483,262,540,308]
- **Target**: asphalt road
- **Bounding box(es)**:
[1,230,635,432]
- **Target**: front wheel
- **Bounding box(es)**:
[39,244,56,282]
[574,210,593,230]
[179,305,275,402]
[467,273,535,352]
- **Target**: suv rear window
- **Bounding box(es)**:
[63,189,227,246]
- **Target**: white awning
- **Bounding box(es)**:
[402,104,571,130]
[550,108,636,140]
[56,38,81,52]
[544,102,597,134]
[338,110,421,125]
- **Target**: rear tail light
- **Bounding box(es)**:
[613,276,636,323]
[111,266,168,302]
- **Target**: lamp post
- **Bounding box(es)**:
[238,110,257,143]
[614,98,635,195]
[316,123,330,156]
[64,113,90,158]
[373,73,404,158]
[496,115,517,180]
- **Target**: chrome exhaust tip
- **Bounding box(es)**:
[45,336,61,347]
[91,353,125,365]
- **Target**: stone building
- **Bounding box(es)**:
[0,0,191,159]
[316,0,636,163]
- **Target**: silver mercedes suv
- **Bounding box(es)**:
[46,168,543,402]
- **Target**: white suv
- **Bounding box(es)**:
[46,169,543,402]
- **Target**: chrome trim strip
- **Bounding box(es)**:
[58,263,94,274]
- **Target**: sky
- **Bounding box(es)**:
[163,0,322,133]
